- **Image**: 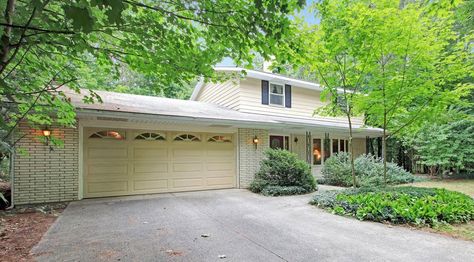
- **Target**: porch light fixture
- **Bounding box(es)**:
[252,136,259,149]
[294,137,298,143]
[41,126,53,150]
[42,128,51,138]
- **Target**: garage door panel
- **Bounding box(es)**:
[172,148,203,158]
[134,148,168,159]
[84,130,236,198]
[207,162,234,171]
[206,176,235,186]
[172,162,203,172]
[133,179,168,191]
[88,163,128,178]
[173,178,203,188]
[206,148,234,158]
[88,147,128,159]
[133,162,168,174]
[87,181,128,194]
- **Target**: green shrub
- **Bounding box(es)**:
[311,187,474,225]
[322,153,420,187]
[250,149,317,195]
[261,186,309,196]
[316,177,328,185]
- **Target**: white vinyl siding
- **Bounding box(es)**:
[239,78,365,125]
[195,80,240,110]
[193,76,365,125]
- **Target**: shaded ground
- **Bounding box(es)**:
[0,213,57,261]
[0,203,66,262]
[407,179,474,197]
[33,189,473,262]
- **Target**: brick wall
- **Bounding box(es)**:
[13,123,79,205]
[238,128,269,188]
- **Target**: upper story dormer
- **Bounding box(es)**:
[190,67,364,125]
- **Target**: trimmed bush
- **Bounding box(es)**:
[311,187,474,225]
[250,149,317,195]
[261,186,309,196]
[322,153,420,187]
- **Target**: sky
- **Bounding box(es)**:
[216,0,318,67]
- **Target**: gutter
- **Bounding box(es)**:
[189,77,204,100]
[77,108,384,136]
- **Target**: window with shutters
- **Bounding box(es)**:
[269,82,284,106]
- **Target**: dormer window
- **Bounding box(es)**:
[269,83,284,106]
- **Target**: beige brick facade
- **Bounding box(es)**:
[14,123,79,205]
[238,128,269,188]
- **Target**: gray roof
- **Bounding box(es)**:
[65,88,382,135]
[65,88,278,124]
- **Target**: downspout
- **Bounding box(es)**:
[7,132,15,209]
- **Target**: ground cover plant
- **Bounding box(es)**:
[311,187,474,226]
[321,153,420,187]
[250,149,317,196]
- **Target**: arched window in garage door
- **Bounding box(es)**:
[174,134,201,142]
[89,130,125,140]
[135,132,166,141]
[207,135,232,143]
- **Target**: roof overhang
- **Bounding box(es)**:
[76,108,383,138]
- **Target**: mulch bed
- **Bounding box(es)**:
[0,203,67,262]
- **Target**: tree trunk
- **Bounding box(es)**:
[0,0,16,73]
[347,113,356,188]
[382,128,387,185]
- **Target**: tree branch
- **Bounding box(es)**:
[0,22,75,35]
[0,6,37,75]
[123,0,239,29]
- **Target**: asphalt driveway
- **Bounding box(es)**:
[32,188,474,262]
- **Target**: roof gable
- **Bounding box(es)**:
[190,67,323,100]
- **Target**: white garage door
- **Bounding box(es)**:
[84,128,236,198]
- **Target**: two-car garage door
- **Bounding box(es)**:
[84,128,236,198]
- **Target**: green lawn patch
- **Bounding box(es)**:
[311,187,474,226]
[406,179,474,197]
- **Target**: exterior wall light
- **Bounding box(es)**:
[41,127,52,150]
[252,136,259,149]
[42,128,51,137]
[294,137,298,143]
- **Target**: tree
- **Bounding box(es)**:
[76,59,194,99]
[411,115,474,176]
[0,0,304,154]
[356,0,473,183]
[294,0,380,187]
[283,0,472,186]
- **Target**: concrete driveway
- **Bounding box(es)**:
[33,189,474,262]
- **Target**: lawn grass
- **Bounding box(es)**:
[428,221,474,241]
[406,179,474,197]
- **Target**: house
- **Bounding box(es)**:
[12,67,382,205]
